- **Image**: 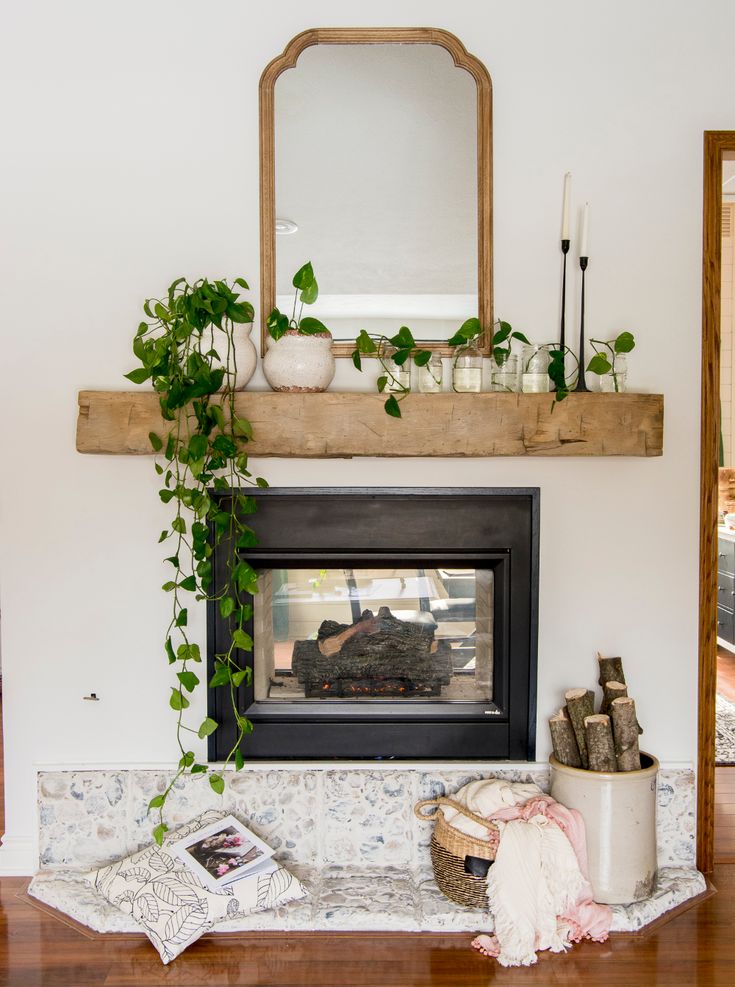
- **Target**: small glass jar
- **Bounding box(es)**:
[489,353,521,392]
[417,352,444,393]
[522,345,551,393]
[381,343,411,392]
[599,354,628,393]
[452,342,483,393]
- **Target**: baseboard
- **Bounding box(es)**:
[0,836,37,876]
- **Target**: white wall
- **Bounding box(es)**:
[0,0,726,872]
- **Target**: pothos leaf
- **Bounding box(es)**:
[177,670,199,692]
[384,395,402,418]
[292,260,315,290]
[197,717,218,739]
[587,353,612,375]
[169,688,190,711]
[614,331,635,354]
[209,774,225,796]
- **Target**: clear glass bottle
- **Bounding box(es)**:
[452,342,483,393]
[381,343,411,392]
[417,352,444,393]
[489,353,521,392]
[522,345,551,393]
[599,354,628,393]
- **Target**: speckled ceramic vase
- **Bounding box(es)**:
[262,330,335,392]
[550,752,659,904]
[216,324,257,391]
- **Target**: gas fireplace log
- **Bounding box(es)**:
[611,696,642,771]
[601,680,628,715]
[565,688,596,769]
[294,606,449,697]
[549,708,582,768]
[584,714,617,772]
[318,613,380,657]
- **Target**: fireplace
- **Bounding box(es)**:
[207,488,539,761]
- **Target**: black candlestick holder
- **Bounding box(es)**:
[560,238,570,350]
[574,255,590,391]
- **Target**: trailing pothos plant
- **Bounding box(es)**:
[125,276,267,845]
[266,261,331,340]
[352,325,433,417]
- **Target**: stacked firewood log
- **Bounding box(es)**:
[548,653,643,772]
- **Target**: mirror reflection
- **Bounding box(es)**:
[274,44,478,342]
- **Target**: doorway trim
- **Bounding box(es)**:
[698,131,735,872]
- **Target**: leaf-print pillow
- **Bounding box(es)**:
[85,810,307,964]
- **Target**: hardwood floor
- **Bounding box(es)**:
[0,871,730,986]
[2,679,735,983]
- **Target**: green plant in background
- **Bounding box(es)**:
[586,331,636,390]
[125,276,267,844]
[266,261,331,341]
[352,325,433,417]
[448,317,529,360]
[546,345,580,402]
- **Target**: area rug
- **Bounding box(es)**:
[716,693,735,765]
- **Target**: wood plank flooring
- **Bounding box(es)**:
[0,871,731,986]
[3,676,735,982]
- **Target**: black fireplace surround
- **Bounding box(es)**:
[208,488,539,761]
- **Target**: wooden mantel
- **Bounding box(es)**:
[76,390,663,458]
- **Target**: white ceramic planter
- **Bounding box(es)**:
[263,330,335,392]
[212,324,257,391]
[550,752,658,904]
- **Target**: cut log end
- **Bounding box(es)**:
[564,688,595,769]
[611,696,641,771]
[549,711,582,768]
[597,654,626,690]
[601,679,628,715]
[584,713,617,772]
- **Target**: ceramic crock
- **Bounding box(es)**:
[550,752,659,904]
[262,329,335,392]
[216,324,257,391]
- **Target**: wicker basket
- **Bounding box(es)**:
[414,797,500,908]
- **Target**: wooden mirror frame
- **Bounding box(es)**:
[258,28,493,357]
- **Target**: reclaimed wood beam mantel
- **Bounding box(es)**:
[76,390,664,458]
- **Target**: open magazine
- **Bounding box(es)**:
[171,814,278,891]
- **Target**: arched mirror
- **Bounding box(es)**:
[259,28,492,356]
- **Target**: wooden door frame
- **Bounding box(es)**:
[698,131,735,872]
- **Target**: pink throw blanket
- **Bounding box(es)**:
[472,794,611,961]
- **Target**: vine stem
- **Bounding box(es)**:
[136,278,260,841]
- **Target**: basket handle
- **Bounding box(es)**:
[413,796,495,831]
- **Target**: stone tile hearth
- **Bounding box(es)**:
[30,765,702,935]
[28,865,707,935]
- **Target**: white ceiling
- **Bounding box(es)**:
[274,44,478,297]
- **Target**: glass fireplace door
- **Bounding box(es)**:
[252,566,493,703]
